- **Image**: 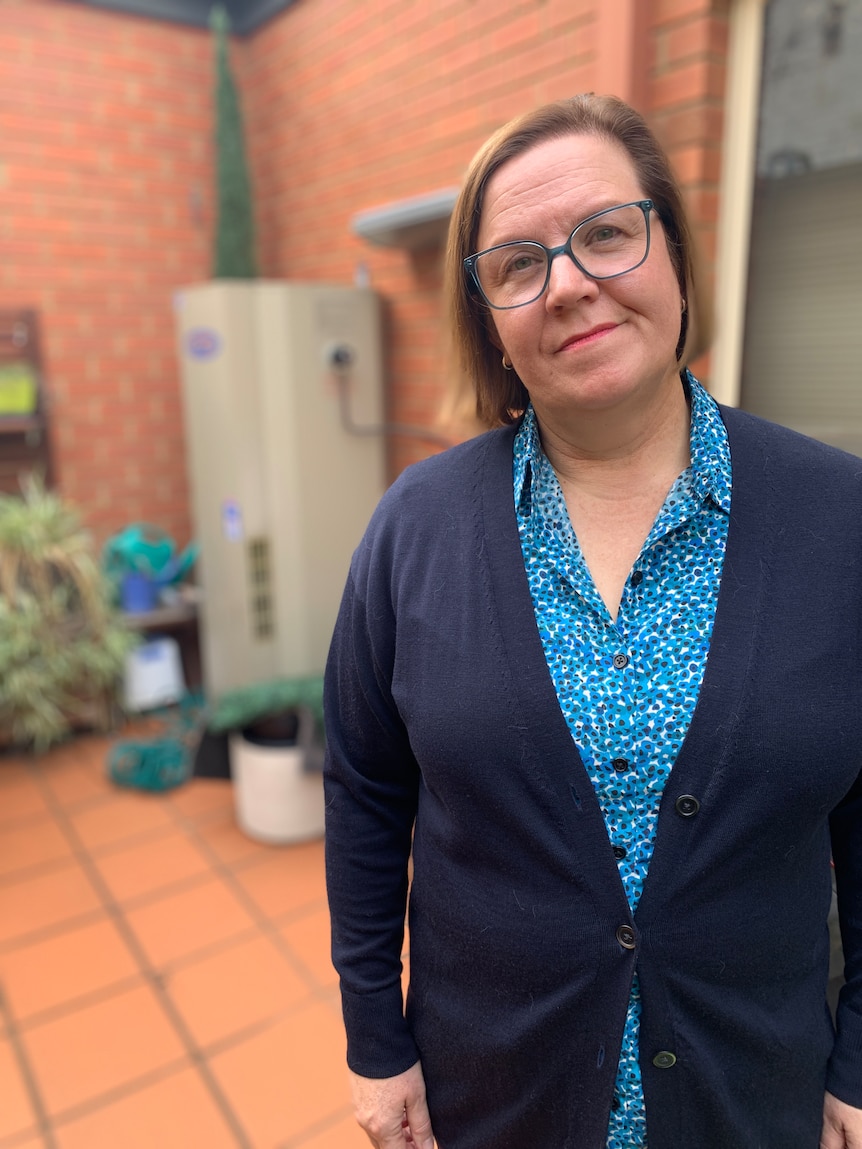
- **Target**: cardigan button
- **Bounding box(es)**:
[612,653,629,669]
[652,1051,677,1069]
[675,795,700,817]
[616,925,636,950]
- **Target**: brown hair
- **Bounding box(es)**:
[444,93,712,426]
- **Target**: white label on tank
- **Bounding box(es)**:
[222,499,243,542]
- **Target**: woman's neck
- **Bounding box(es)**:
[530,375,693,620]
[532,374,692,499]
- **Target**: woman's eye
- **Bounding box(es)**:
[588,226,620,244]
[503,251,542,276]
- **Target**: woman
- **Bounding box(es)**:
[323,95,862,1149]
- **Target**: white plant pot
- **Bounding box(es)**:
[229,731,325,845]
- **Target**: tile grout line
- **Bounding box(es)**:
[161,798,371,1144]
[28,760,255,1149]
[8,973,145,1034]
[162,798,338,1005]
[32,1056,191,1134]
[0,907,108,957]
[276,1100,358,1149]
[0,982,59,1149]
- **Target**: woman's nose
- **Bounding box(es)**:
[544,251,598,309]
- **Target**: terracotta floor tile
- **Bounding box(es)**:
[20,982,187,1117]
[297,1112,372,1149]
[0,862,102,946]
[0,733,354,1149]
[0,1035,38,1140]
[165,934,312,1049]
[209,1000,351,1147]
[279,905,338,991]
[67,791,178,854]
[232,841,327,922]
[193,812,273,867]
[0,917,139,1022]
[52,1065,240,1149]
[0,813,75,879]
[37,741,116,808]
[37,758,115,813]
[167,777,235,822]
[124,875,257,968]
[92,827,211,905]
[0,768,49,827]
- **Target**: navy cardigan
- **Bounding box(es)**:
[324,404,862,1149]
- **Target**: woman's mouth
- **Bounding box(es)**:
[556,324,618,352]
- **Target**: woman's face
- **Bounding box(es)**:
[475,133,685,423]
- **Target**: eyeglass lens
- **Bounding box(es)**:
[472,203,649,309]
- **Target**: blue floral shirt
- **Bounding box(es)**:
[513,372,732,1147]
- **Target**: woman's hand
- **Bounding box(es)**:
[349,1060,435,1149]
[821,1091,862,1148]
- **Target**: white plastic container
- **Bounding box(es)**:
[229,731,325,844]
[124,637,185,711]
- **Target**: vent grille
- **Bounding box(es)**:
[247,536,275,641]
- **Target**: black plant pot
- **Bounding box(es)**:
[241,709,300,747]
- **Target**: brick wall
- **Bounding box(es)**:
[0,0,730,536]
[0,0,213,547]
[238,0,730,474]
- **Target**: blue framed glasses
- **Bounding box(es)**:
[464,199,655,310]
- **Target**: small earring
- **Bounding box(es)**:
[502,353,513,371]
[681,298,688,314]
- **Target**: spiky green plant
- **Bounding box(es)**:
[0,477,137,752]
[211,4,257,278]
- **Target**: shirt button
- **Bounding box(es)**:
[616,924,636,950]
[612,845,627,859]
[611,757,629,773]
[675,794,701,817]
[611,1095,621,1111]
[630,570,644,586]
[612,653,629,669]
[652,1051,677,1069]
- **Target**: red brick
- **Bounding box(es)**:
[664,13,729,62]
[652,0,715,23]
[651,58,725,110]
[4,0,733,534]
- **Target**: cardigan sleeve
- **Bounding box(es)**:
[323,556,422,1079]
[827,764,862,1107]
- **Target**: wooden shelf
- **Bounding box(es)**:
[122,601,199,631]
[0,414,43,436]
[0,310,51,493]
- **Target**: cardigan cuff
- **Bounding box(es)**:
[826,1009,862,1108]
[341,983,420,1079]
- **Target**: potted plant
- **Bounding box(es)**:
[0,476,137,752]
[208,675,326,844]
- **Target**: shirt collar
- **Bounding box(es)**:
[513,370,732,516]
[685,369,732,513]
